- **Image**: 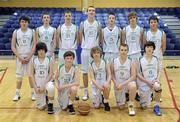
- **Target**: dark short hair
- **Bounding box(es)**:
[19,15,30,23]
[42,13,50,19]
[90,46,103,58]
[87,6,95,12]
[119,43,129,51]
[149,15,159,24]
[144,41,156,52]
[64,11,72,15]
[108,12,116,18]
[63,51,75,59]
[36,42,48,54]
[128,12,137,21]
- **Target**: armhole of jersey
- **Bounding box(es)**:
[139,58,144,77]
[59,64,64,71]
[31,29,33,45]
[124,27,127,44]
[37,27,40,38]
[81,22,85,39]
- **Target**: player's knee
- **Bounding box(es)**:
[128,81,136,90]
[46,82,55,97]
[16,77,23,82]
[154,82,162,93]
[70,86,78,93]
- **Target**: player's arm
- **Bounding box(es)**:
[161,31,166,55]
[76,26,80,45]
[55,67,60,90]
[110,62,117,86]
[51,28,57,53]
[98,24,102,46]
[45,60,53,85]
[143,31,147,46]
[79,22,84,44]
[27,30,36,60]
[11,30,24,62]
[100,28,104,47]
[56,25,61,48]
[140,28,144,49]
[121,28,126,44]
[106,62,112,84]
[30,61,39,94]
[88,65,103,91]
[119,29,122,46]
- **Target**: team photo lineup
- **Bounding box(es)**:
[9,5,167,117]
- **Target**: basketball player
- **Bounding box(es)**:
[89,46,111,111]
[137,41,162,116]
[111,44,137,116]
[144,15,166,77]
[11,15,36,101]
[122,12,144,62]
[57,11,78,65]
[79,6,102,101]
[55,51,80,115]
[102,12,121,62]
[35,13,56,59]
[30,42,55,114]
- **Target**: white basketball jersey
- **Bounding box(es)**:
[139,56,158,87]
[124,25,142,55]
[33,56,51,87]
[113,57,132,84]
[146,29,163,57]
[103,26,121,53]
[81,20,101,49]
[59,24,78,50]
[58,64,77,85]
[37,25,55,52]
[16,28,33,56]
[90,59,107,84]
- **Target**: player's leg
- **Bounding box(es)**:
[46,81,55,114]
[103,83,110,111]
[128,81,136,116]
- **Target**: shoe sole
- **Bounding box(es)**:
[48,111,54,114]
[69,112,76,115]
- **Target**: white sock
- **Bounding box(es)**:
[155,102,160,106]
[104,99,109,103]
[16,89,20,94]
[68,99,73,105]
[84,88,88,94]
[31,88,34,94]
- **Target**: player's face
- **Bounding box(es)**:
[37,49,46,58]
[87,7,96,18]
[64,13,72,22]
[129,16,137,25]
[65,56,74,66]
[145,46,154,55]
[119,46,128,56]
[92,50,101,59]
[150,19,158,30]
[42,14,50,24]
[108,15,116,25]
[20,20,28,29]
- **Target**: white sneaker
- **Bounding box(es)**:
[31,92,36,101]
[13,94,20,101]
[82,90,89,101]
[128,105,135,116]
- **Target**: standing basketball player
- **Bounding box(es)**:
[89,46,111,111]
[144,16,166,76]
[57,11,78,65]
[11,16,36,101]
[122,12,144,62]
[102,12,121,62]
[137,41,162,116]
[36,13,56,59]
[31,42,55,114]
[55,51,80,114]
[79,6,102,101]
[111,44,137,116]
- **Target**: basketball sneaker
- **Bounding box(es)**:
[31,92,36,101]
[13,93,21,101]
[47,103,54,114]
[153,105,162,116]
[128,104,135,116]
[104,102,110,112]
[82,90,89,101]
[68,104,75,115]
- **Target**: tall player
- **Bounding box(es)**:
[89,46,111,111]
[79,6,102,101]
[144,15,166,77]
[55,51,80,114]
[102,12,121,62]
[11,16,36,101]
[137,41,162,116]
[30,42,55,114]
[35,13,56,59]
[57,11,78,64]
[111,44,137,116]
[122,12,144,62]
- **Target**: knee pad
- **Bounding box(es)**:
[46,82,55,97]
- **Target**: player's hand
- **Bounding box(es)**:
[24,56,31,63]
[35,87,40,94]
[97,85,104,91]
[18,56,26,64]
[117,83,123,90]
[147,81,154,88]
[103,82,109,90]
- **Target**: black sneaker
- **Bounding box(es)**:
[104,102,110,112]
[135,93,140,102]
[47,103,54,114]
[68,104,75,115]
[125,93,129,102]
[75,96,80,101]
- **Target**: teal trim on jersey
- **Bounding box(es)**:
[59,64,65,71]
